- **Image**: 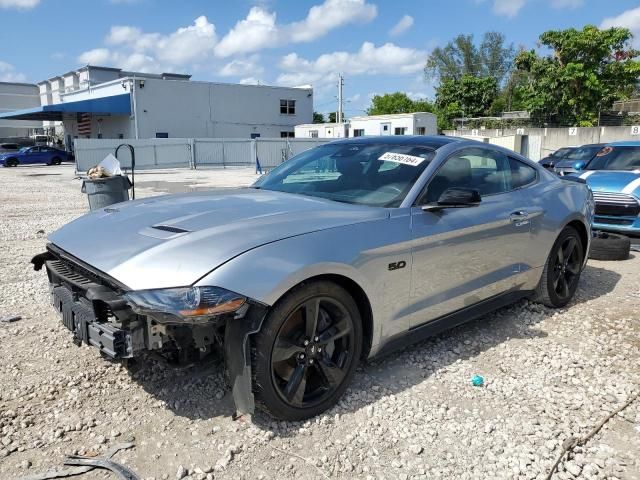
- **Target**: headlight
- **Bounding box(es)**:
[123,286,246,321]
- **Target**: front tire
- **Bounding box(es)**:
[533,226,584,308]
[252,281,362,421]
[5,158,18,167]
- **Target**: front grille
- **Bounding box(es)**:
[47,259,96,289]
[593,191,640,217]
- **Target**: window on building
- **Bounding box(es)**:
[416,127,426,135]
[251,133,261,139]
[280,99,296,115]
[309,130,319,138]
[394,127,407,135]
[156,132,169,138]
[280,131,295,138]
[353,129,365,137]
[118,134,124,139]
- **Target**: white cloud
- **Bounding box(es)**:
[219,55,264,76]
[550,0,583,8]
[0,61,27,82]
[0,0,39,9]
[286,0,377,43]
[214,0,377,57]
[214,7,278,58]
[389,15,414,36]
[277,42,428,87]
[78,16,216,72]
[601,7,640,48]
[492,0,526,17]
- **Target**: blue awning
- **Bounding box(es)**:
[0,93,131,121]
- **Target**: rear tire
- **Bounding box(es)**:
[252,281,362,421]
[51,157,62,166]
[532,226,584,308]
[588,232,630,261]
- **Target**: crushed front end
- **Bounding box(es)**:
[31,244,267,416]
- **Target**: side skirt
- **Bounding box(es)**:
[373,289,533,359]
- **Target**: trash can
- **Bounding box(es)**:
[81,176,133,211]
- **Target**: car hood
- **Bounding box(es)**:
[579,170,640,196]
[49,188,388,290]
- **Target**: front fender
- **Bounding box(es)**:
[195,215,414,355]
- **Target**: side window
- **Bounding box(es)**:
[509,157,537,188]
[423,147,511,203]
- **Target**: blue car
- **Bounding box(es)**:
[0,146,69,167]
[574,141,640,235]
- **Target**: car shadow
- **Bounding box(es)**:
[123,263,621,426]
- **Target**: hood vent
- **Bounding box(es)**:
[151,225,191,234]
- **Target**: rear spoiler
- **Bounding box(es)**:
[559,175,586,184]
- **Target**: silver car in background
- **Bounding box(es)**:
[32,136,593,420]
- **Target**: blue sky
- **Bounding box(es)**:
[1,0,639,117]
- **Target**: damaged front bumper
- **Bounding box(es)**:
[32,245,268,417]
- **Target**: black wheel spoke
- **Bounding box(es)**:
[566,262,580,275]
[563,237,577,260]
[558,275,569,298]
[317,355,345,389]
[283,363,307,404]
[272,338,304,363]
[556,247,564,265]
[317,316,352,345]
[552,268,562,289]
[304,299,320,339]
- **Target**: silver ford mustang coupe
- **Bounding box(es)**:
[32,136,593,420]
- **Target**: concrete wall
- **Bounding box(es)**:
[445,126,640,161]
[0,82,42,138]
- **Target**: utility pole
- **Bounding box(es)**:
[337,73,344,124]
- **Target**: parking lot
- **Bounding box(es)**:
[1,165,639,480]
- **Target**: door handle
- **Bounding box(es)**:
[510,211,529,225]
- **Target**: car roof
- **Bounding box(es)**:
[578,143,606,147]
[605,141,640,147]
[326,135,464,148]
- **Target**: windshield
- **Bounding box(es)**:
[18,147,31,153]
[586,146,640,171]
[551,147,573,158]
[253,143,437,207]
[563,146,601,162]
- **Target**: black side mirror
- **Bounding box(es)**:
[422,187,482,211]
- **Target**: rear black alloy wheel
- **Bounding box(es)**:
[533,226,584,308]
[253,281,362,420]
[551,235,581,301]
[51,157,62,166]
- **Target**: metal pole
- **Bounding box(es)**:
[131,77,139,140]
[116,143,135,200]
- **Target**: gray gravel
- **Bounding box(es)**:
[1,164,639,480]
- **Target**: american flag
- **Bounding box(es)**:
[77,113,92,137]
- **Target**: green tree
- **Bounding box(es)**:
[425,32,515,84]
[515,25,640,126]
[366,92,434,115]
[435,75,499,129]
[327,112,337,123]
[313,112,325,123]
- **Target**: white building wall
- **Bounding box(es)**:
[0,82,42,138]
[295,123,347,138]
[348,113,437,136]
[132,79,313,139]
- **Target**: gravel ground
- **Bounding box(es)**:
[1,164,639,480]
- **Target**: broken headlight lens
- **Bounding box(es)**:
[123,286,246,319]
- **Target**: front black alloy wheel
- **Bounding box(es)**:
[252,281,362,420]
[533,226,584,308]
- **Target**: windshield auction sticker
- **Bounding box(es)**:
[378,152,426,166]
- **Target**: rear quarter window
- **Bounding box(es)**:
[509,157,537,189]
